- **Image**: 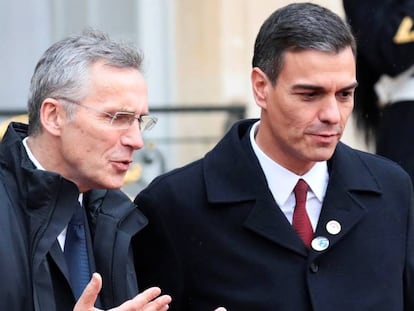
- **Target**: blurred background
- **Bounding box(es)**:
[0,0,367,196]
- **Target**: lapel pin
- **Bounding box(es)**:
[326,220,341,235]
[311,236,330,251]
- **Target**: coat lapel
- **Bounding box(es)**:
[244,196,309,255]
[311,178,367,254]
[28,171,79,276]
[204,119,307,256]
[49,240,69,279]
[309,142,382,258]
[27,171,80,308]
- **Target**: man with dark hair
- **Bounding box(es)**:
[0,30,171,310]
[133,3,414,310]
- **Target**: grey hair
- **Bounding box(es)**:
[252,2,356,85]
[27,29,143,135]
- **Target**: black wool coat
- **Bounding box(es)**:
[0,122,148,311]
[134,119,414,311]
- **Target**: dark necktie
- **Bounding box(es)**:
[292,179,313,248]
[64,202,91,299]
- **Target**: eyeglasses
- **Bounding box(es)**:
[54,96,157,131]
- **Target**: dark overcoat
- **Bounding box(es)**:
[134,119,414,311]
[0,122,147,310]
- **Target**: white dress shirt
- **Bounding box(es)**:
[249,121,329,230]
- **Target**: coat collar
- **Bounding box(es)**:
[204,119,264,203]
[203,119,382,256]
[1,123,80,271]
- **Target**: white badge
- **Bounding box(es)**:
[326,220,341,235]
[311,236,330,251]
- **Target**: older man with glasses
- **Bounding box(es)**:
[0,29,169,311]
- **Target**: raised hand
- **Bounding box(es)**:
[74,273,172,311]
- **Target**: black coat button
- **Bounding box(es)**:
[310,262,319,273]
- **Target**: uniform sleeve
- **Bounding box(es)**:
[344,0,414,76]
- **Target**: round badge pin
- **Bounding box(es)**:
[311,236,330,251]
[326,220,341,235]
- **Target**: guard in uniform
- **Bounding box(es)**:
[343,0,414,182]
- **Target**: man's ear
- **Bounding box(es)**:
[251,67,272,109]
[40,98,66,136]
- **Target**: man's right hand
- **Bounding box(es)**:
[74,273,172,311]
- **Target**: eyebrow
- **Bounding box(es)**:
[291,81,359,92]
[117,108,149,116]
[117,106,136,113]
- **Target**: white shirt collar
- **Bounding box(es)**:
[22,137,45,170]
[249,121,329,207]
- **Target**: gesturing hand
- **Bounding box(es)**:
[74,273,172,311]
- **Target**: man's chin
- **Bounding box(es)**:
[311,148,336,162]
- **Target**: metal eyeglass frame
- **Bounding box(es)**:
[54,96,157,131]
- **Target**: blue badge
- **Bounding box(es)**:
[311,236,330,251]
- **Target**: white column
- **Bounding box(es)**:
[0,0,51,111]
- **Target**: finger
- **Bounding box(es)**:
[142,294,172,311]
[132,287,162,306]
[214,308,227,311]
[73,273,102,311]
[109,288,170,311]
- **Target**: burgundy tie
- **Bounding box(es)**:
[292,179,313,248]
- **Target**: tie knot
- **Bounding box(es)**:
[294,179,308,200]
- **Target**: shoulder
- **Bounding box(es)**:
[139,118,257,194]
[334,142,412,188]
[141,158,204,194]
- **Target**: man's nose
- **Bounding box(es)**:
[121,121,144,150]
